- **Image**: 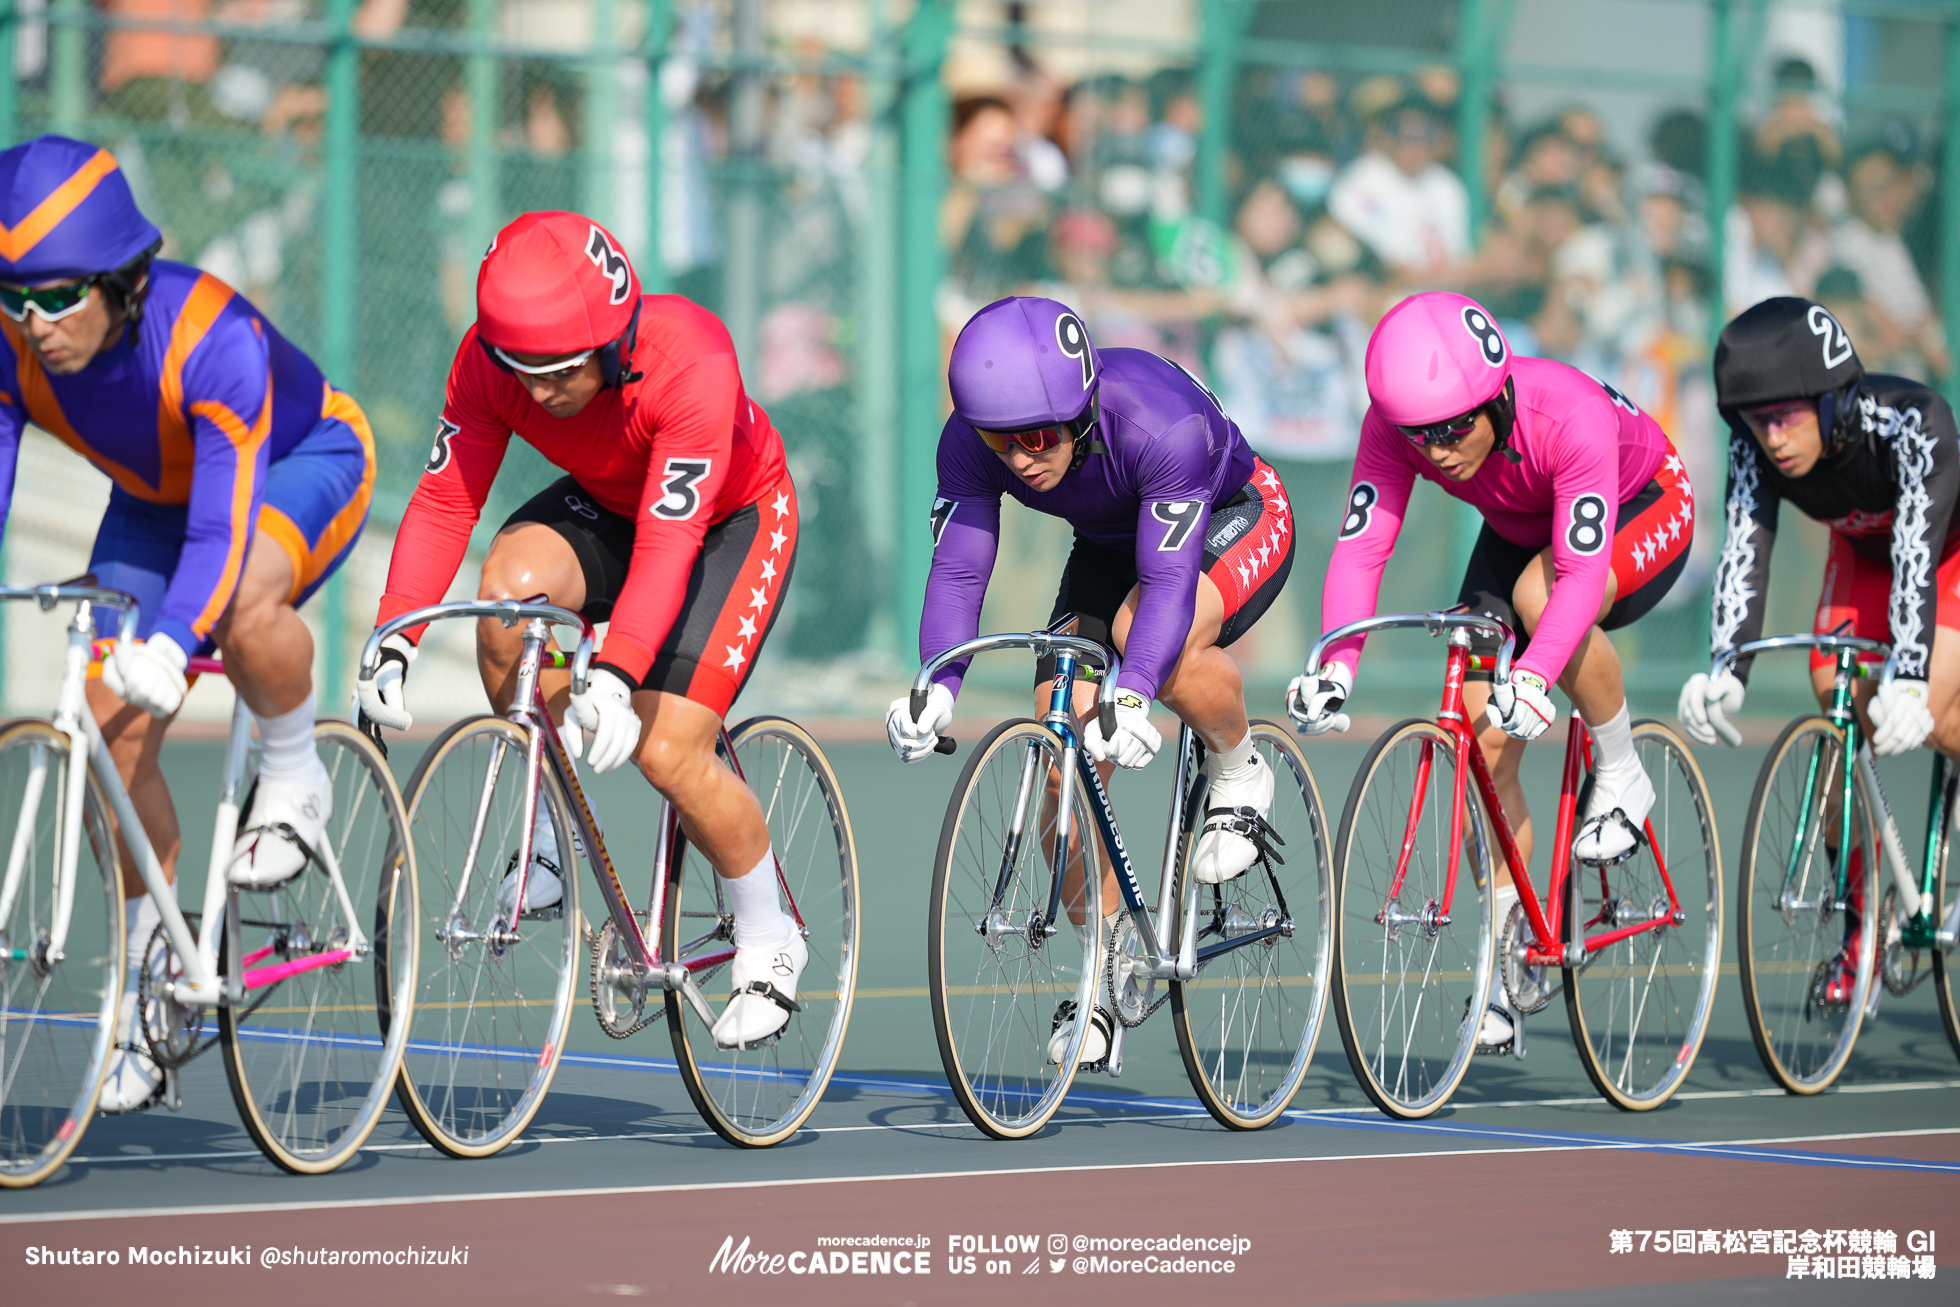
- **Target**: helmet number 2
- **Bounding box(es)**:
[1566,494,1608,555]
[1151,500,1205,552]
[653,458,711,521]
[1808,304,1854,369]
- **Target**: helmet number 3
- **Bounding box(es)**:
[1460,306,1507,367]
[653,458,711,521]
[1055,312,1095,389]
[1566,494,1608,555]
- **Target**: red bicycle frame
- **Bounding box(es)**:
[1389,640,1685,968]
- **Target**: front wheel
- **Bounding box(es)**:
[663,717,859,1147]
[929,720,1103,1139]
[220,720,416,1174]
[1928,769,1960,1064]
[1169,723,1332,1129]
[1736,717,1879,1094]
[1331,719,1494,1120]
[1563,721,1722,1111]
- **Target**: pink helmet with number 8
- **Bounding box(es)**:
[1363,292,1513,427]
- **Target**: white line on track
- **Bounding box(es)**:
[5,1127,1956,1227]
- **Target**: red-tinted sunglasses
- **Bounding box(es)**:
[975,425,1066,455]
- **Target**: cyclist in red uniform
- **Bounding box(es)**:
[356,212,803,1048]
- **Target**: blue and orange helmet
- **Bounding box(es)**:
[0,135,162,286]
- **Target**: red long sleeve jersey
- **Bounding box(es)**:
[376,295,787,681]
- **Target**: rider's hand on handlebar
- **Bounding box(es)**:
[570,668,641,774]
[1287,662,1353,736]
[1870,676,1934,756]
[103,633,190,718]
[1081,690,1161,769]
[1487,669,1555,741]
[886,683,954,763]
[355,633,417,732]
[1677,669,1744,747]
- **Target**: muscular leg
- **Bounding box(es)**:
[210,537,311,717]
[89,685,178,899]
[633,690,770,875]
[476,523,586,722]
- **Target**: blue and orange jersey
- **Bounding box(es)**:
[0,260,345,653]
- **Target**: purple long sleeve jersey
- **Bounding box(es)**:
[921,348,1256,700]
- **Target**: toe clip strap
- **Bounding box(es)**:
[1576,809,1648,866]
[1200,806,1287,866]
[238,821,325,876]
[734,980,803,1015]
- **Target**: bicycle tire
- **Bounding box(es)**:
[397,715,579,1157]
[0,719,122,1189]
[1169,722,1332,1129]
[1331,718,1493,1120]
[1929,769,1960,1064]
[1735,716,1880,1094]
[929,719,1104,1139]
[663,716,859,1147]
[1562,721,1722,1111]
[220,720,416,1174]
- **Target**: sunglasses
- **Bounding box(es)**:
[0,277,100,323]
[975,425,1066,455]
[1397,412,1481,447]
[491,345,596,381]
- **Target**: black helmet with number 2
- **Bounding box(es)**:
[1714,296,1864,419]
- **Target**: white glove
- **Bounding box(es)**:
[102,633,189,718]
[1287,662,1354,736]
[886,683,954,763]
[569,668,641,774]
[1486,669,1555,741]
[1678,669,1744,747]
[1081,690,1162,769]
[1870,677,1934,757]
[355,633,416,732]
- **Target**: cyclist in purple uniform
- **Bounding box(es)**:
[886,295,1295,1066]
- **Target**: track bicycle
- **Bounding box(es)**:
[0,580,415,1187]
[1296,610,1721,1119]
[912,622,1332,1139]
[369,599,857,1154]
[1722,632,1960,1094]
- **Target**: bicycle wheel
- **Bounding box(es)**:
[1563,721,1722,1110]
[1331,719,1493,1120]
[1169,722,1332,1129]
[662,716,858,1147]
[1736,717,1880,1093]
[0,720,121,1189]
[1927,771,1960,1063]
[398,715,579,1157]
[930,720,1104,1139]
[220,720,415,1174]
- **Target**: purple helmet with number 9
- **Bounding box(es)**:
[948,295,1101,432]
[1363,291,1513,427]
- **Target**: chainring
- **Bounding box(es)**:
[590,917,654,1039]
[138,919,207,1069]
[1106,915,1162,1028]
[1500,901,1556,1015]
[1878,885,1927,997]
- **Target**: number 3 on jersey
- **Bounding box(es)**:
[654,458,712,520]
[1151,500,1205,552]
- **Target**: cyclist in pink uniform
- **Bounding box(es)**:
[1291,292,1695,1051]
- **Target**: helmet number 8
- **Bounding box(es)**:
[1566,494,1608,555]
[1460,306,1507,367]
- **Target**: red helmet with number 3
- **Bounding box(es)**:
[476,210,642,386]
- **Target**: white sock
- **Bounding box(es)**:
[1587,703,1637,781]
[125,892,161,973]
[256,695,322,783]
[1490,882,1519,1009]
[1209,731,1256,778]
[721,849,794,950]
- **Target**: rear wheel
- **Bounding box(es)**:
[1930,770,1960,1064]
[1169,723,1332,1129]
[398,716,579,1156]
[1331,719,1493,1120]
[221,721,415,1173]
[663,717,859,1147]
[1736,717,1879,1094]
[0,720,121,1189]
[1563,721,1722,1110]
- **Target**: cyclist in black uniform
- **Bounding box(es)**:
[1680,295,1960,1003]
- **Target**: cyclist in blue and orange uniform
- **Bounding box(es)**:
[355,211,803,1050]
[0,135,377,1111]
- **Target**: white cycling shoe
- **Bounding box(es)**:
[711,930,807,1049]
[1573,764,1655,865]
[498,822,566,915]
[1046,1000,1113,1069]
[98,987,165,1114]
[228,770,333,889]
[1191,753,1277,884]
[1472,996,1517,1055]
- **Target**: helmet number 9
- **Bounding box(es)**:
[1566,494,1608,555]
[1460,306,1507,367]
[1055,312,1095,389]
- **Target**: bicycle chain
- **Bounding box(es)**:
[590,920,663,1039]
